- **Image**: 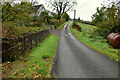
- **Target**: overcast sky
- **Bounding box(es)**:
[34,0,113,21]
[21,0,115,21]
[68,0,104,21]
[5,0,118,21]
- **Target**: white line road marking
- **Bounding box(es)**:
[65,34,68,36]
[65,33,71,36]
[68,33,71,36]
[65,21,74,38]
[65,33,75,39]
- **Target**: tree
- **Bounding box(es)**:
[52,14,59,19]
[47,0,77,20]
[117,1,120,33]
[2,2,32,25]
[78,17,80,21]
[91,1,120,38]
[92,7,106,24]
[62,13,69,21]
[39,11,49,23]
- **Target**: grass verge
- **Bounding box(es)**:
[2,35,59,78]
[56,22,68,29]
[70,22,119,61]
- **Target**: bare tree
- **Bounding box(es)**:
[47,0,77,19]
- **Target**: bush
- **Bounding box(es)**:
[49,18,66,28]
[49,19,59,28]
[2,2,47,38]
[52,14,59,19]
[72,22,81,32]
[2,22,17,38]
[60,18,66,24]
[2,21,47,38]
[91,2,120,38]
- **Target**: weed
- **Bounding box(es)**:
[10,75,14,78]
[42,55,50,59]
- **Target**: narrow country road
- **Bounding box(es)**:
[51,21,118,78]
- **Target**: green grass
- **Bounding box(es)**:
[77,23,95,33]
[20,35,59,78]
[56,22,68,29]
[70,22,119,61]
[2,35,59,78]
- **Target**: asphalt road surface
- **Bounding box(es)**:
[51,21,118,78]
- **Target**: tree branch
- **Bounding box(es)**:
[64,5,73,13]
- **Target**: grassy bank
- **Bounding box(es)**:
[2,35,59,78]
[56,22,68,29]
[70,22,119,61]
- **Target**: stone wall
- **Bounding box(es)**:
[2,30,49,62]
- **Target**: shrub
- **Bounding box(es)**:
[49,19,59,28]
[91,2,120,38]
[2,22,17,38]
[2,21,47,38]
[72,22,81,32]
[60,18,66,24]
[49,18,66,28]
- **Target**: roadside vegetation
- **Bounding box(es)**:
[2,0,71,78]
[2,22,47,38]
[2,2,47,38]
[77,1,120,38]
[1,0,71,79]
[49,13,70,29]
[2,35,59,78]
[2,1,69,62]
[56,22,68,29]
[70,22,119,61]
[71,1,120,61]
[91,1,120,38]
[2,1,69,38]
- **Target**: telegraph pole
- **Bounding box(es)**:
[74,10,76,21]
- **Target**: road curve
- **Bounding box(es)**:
[51,21,118,78]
